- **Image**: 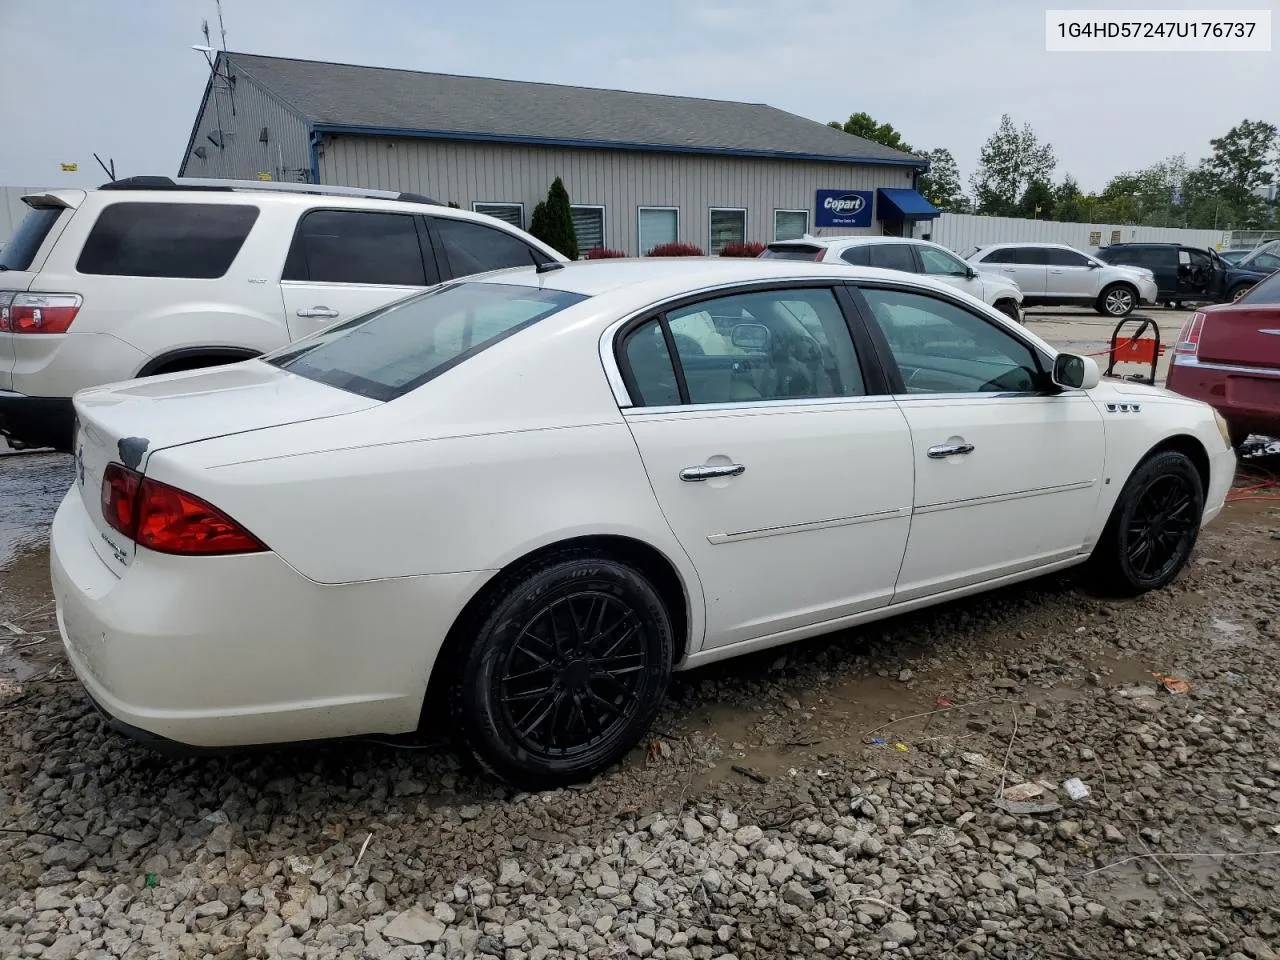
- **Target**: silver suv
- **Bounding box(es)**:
[0,177,565,450]
[963,242,1158,317]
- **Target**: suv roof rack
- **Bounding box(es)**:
[98,176,439,206]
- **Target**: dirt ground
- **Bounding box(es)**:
[2,348,1278,958]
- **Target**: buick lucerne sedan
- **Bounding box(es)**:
[51,258,1236,787]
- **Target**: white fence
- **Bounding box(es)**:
[923,213,1230,256]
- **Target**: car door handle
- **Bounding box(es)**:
[296,306,339,319]
[680,463,746,482]
[927,443,975,459]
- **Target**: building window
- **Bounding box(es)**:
[472,202,524,229]
[638,207,679,255]
[774,209,809,242]
[570,205,605,254]
[708,208,747,254]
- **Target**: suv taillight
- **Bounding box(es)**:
[1174,312,1206,358]
[100,464,266,555]
[0,293,82,334]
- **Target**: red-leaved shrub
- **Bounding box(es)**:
[719,241,767,257]
[646,242,705,257]
[584,247,628,259]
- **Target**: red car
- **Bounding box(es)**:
[1166,269,1280,448]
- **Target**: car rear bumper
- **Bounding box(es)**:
[0,390,74,450]
[50,482,488,749]
[1165,356,1280,436]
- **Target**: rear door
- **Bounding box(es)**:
[617,283,914,648]
[976,247,1047,295]
[280,208,436,338]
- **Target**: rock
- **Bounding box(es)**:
[42,935,82,960]
[682,817,705,842]
[626,933,654,957]
[1104,824,1126,843]
[433,902,456,925]
[1013,841,1041,860]
[196,900,229,918]
[383,908,445,945]
[498,858,523,886]
[458,805,483,820]
[882,921,918,945]
[898,669,913,683]
[1241,938,1277,960]
[1056,821,1082,841]
[780,882,815,909]
[976,872,1003,892]
[860,836,884,858]
[33,890,69,911]
[734,826,763,847]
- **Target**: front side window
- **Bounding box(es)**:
[270,281,586,401]
[432,217,541,277]
[860,287,1043,394]
[284,209,426,286]
[77,202,259,279]
[571,206,605,252]
[622,287,865,406]
[774,209,809,242]
[867,243,916,272]
[472,203,524,229]
[1044,248,1093,267]
[919,246,970,276]
[709,209,747,254]
[638,208,678,254]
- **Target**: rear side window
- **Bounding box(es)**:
[840,246,870,266]
[284,210,427,286]
[1009,247,1048,265]
[431,217,541,278]
[0,206,64,271]
[76,202,258,278]
[977,248,1014,264]
[269,281,586,401]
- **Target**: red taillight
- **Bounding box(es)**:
[100,464,265,556]
[1,293,82,334]
[1174,312,1206,357]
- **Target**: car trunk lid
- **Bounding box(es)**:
[72,361,380,571]
[1196,303,1280,369]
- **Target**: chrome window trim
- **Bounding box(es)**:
[1172,354,1280,378]
[622,394,898,418]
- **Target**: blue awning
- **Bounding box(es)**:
[877,188,940,221]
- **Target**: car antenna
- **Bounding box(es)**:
[536,259,565,274]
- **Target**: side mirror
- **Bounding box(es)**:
[1087,261,1101,269]
[730,322,770,352]
[1051,353,1100,390]
[965,266,977,279]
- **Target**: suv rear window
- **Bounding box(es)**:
[77,202,259,278]
[268,281,587,401]
[0,206,63,272]
[760,244,824,262]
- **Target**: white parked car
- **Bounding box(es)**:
[0,176,565,451]
[51,258,1235,788]
[963,242,1158,317]
[762,235,1025,322]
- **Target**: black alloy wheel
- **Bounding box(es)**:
[451,550,673,788]
[1088,450,1204,595]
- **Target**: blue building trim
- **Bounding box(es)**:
[309,123,928,169]
[309,126,322,184]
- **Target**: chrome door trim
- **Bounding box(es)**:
[621,394,900,418]
[915,478,1096,515]
[1171,355,1280,379]
[707,506,909,545]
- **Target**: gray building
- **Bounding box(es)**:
[180,53,937,255]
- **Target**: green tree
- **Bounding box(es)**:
[1017,179,1055,219]
[970,114,1056,216]
[827,111,914,153]
[917,148,969,212]
[530,177,579,259]
[1188,120,1279,228]
[1052,175,1088,222]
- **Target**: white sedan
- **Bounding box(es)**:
[51,258,1236,787]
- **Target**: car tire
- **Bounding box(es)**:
[1086,450,1204,596]
[1228,283,1252,302]
[994,299,1021,323]
[450,549,674,789]
[1096,284,1137,317]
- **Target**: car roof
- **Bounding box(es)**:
[467,256,935,298]
[770,235,923,248]
[977,241,1082,251]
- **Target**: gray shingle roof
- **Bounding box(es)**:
[227,53,922,167]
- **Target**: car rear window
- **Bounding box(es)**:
[76,202,259,278]
[268,281,588,401]
[760,244,824,261]
[1239,270,1280,305]
[0,206,64,272]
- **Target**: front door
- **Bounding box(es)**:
[279,208,435,339]
[853,284,1106,601]
[917,244,989,301]
[617,285,914,648]
[1044,247,1100,300]
[1176,249,1213,301]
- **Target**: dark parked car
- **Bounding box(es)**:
[1096,242,1271,307]
[1165,269,1280,447]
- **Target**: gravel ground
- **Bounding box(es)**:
[1,450,1279,960]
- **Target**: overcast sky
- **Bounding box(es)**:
[2,0,1277,192]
